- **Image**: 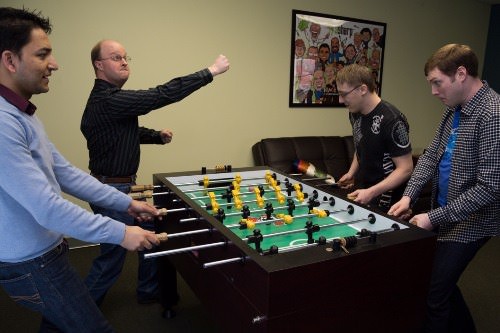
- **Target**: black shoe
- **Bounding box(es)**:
[162,308,176,319]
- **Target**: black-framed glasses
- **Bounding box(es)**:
[338,85,361,98]
[98,55,131,62]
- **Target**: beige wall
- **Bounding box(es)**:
[2,0,491,205]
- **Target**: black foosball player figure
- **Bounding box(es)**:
[214,208,226,223]
[287,199,296,216]
[241,205,251,219]
[247,229,264,253]
[263,244,279,255]
[305,220,320,244]
[307,196,320,211]
[317,235,327,245]
[221,188,232,209]
[265,203,274,221]
[257,185,265,197]
[285,180,294,196]
[357,228,371,237]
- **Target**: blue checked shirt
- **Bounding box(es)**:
[404,82,500,242]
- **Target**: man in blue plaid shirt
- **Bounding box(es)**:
[389,44,500,333]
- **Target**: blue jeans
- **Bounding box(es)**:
[0,240,114,332]
[84,183,158,305]
[424,237,490,333]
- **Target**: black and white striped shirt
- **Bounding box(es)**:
[81,69,213,176]
[404,82,500,242]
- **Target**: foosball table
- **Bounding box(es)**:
[146,166,436,332]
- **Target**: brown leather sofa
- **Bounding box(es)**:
[251,136,432,215]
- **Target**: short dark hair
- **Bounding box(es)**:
[336,64,377,93]
[0,7,52,56]
[424,43,478,78]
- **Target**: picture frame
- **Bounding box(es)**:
[290,9,386,107]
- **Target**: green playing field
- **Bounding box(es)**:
[188,184,362,251]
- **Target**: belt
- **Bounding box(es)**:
[92,174,136,184]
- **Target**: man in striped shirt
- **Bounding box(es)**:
[389,44,500,332]
[81,39,229,316]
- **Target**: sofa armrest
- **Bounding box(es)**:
[252,142,265,166]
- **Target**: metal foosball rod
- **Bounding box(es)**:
[225,217,283,229]
[226,205,354,231]
[144,241,229,259]
[190,187,266,200]
[172,172,278,187]
[247,225,318,240]
[226,215,299,230]
[222,201,310,218]
[180,181,279,195]
[202,256,250,269]
[181,185,231,193]
[210,195,298,209]
[223,203,352,221]
[253,214,375,241]
[179,216,206,224]
[259,213,375,240]
[314,214,376,230]
[139,207,192,218]
[171,177,248,187]
[369,225,401,235]
[160,228,213,240]
[225,207,330,229]
[209,187,295,209]
[158,207,191,214]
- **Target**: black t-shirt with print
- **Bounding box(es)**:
[349,100,411,209]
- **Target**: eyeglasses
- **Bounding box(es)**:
[338,85,361,98]
[98,55,131,62]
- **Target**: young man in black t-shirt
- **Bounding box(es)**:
[336,64,413,212]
